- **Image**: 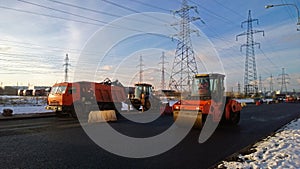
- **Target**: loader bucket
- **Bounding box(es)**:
[88,110,117,123]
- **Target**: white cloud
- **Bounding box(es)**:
[100,65,113,71]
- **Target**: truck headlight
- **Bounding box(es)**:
[174,105,180,110]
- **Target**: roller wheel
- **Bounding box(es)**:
[229,111,240,125]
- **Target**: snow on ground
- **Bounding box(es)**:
[0,95,52,114]
[234,99,255,104]
[0,105,53,115]
[218,118,300,169]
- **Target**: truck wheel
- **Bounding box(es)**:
[145,100,151,111]
[229,111,240,125]
[114,102,122,113]
[70,110,77,118]
[73,103,86,119]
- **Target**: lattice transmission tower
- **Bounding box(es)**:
[169,0,202,92]
[159,52,168,90]
[63,54,71,82]
[138,55,144,83]
[278,68,290,94]
[269,74,274,92]
[236,10,264,96]
[258,74,263,92]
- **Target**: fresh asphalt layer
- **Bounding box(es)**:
[0,103,299,169]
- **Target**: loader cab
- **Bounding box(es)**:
[191,73,225,99]
[134,83,153,100]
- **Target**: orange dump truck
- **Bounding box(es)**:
[46,80,126,118]
[173,73,242,128]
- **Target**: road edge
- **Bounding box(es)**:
[0,112,56,120]
[209,115,300,169]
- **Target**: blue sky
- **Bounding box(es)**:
[0,0,299,92]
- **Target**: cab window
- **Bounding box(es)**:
[50,86,67,94]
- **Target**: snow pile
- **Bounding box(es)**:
[218,118,300,168]
[1,106,52,115]
[0,95,51,115]
[0,95,47,106]
[234,99,254,104]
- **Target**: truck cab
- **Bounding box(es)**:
[46,82,79,115]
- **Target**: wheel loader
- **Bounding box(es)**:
[129,83,161,112]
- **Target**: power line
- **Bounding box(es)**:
[188,0,240,26]
[130,0,171,12]
[46,0,123,18]
[0,39,111,58]
[1,3,146,34]
[47,0,166,28]
[18,0,109,24]
[258,48,278,68]
[102,0,141,13]
[47,0,161,26]
[0,51,62,61]
[0,5,104,26]
[101,0,171,25]
[213,0,246,20]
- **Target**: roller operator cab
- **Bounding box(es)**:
[173,73,242,128]
[191,74,225,99]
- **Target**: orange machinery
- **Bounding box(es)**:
[46,80,126,118]
[173,73,242,128]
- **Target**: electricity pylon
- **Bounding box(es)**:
[169,0,202,92]
[236,10,264,96]
[278,68,290,94]
[63,54,71,82]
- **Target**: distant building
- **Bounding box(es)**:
[1,85,50,96]
[2,86,19,95]
[0,87,3,95]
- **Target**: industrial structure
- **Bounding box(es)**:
[278,68,290,94]
[138,55,144,83]
[169,0,201,92]
[63,54,71,82]
[236,10,264,96]
[159,52,167,90]
[173,73,242,128]
[269,74,274,92]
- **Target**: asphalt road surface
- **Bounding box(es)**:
[1,103,300,169]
